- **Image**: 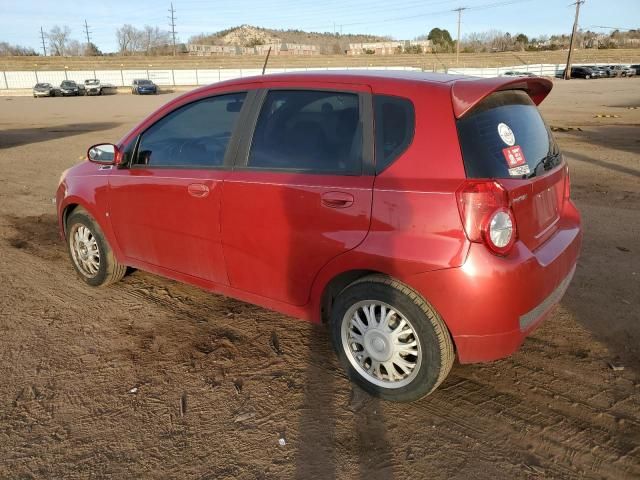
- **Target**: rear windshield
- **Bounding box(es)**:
[456,90,561,179]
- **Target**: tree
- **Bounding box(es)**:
[48,25,71,56]
[515,33,528,45]
[116,24,141,55]
[117,24,170,55]
[66,40,83,56]
[0,42,38,56]
[85,42,102,56]
[427,28,454,52]
[142,25,171,54]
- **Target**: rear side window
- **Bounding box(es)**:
[456,90,561,179]
[248,90,362,174]
[134,92,246,168]
[374,95,415,173]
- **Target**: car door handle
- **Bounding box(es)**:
[321,191,354,209]
[187,183,210,198]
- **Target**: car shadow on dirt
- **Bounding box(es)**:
[4,213,63,260]
[564,149,640,178]
[0,122,122,149]
[562,125,640,162]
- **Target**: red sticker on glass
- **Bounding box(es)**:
[502,145,526,168]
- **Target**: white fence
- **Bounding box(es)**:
[1,62,634,89]
[0,66,421,89]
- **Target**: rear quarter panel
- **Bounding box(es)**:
[307,80,470,320]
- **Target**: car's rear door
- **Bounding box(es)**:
[108,90,254,284]
[221,83,374,306]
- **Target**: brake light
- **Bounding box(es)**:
[456,180,517,256]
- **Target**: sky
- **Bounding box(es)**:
[1,0,638,53]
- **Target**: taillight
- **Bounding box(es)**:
[456,180,517,256]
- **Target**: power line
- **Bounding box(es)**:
[168,2,177,56]
[564,0,585,80]
[590,25,637,31]
[453,7,467,64]
[40,27,47,56]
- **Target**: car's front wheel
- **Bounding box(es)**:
[331,275,455,402]
[66,209,126,287]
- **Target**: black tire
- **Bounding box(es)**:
[65,209,126,287]
[330,275,455,402]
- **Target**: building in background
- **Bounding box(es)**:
[188,43,319,56]
[348,40,432,55]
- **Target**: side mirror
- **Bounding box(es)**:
[87,143,120,165]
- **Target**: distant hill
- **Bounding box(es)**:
[189,25,391,54]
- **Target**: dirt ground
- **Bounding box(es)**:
[0,77,639,480]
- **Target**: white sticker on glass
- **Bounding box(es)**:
[508,165,530,176]
[497,123,516,146]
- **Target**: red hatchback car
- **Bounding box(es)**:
[57,71,581,402]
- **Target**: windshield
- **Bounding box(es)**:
[85,80,99,85]
[137,80,152,85]
[456,90,561,179]
[61,81,75,87]
[35,83,50,88]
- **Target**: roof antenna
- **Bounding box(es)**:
[262,46,272,75]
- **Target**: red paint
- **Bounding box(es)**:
[502,145,526,167]
[57,71,581,364]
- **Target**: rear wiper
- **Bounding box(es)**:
[529,152,561,178]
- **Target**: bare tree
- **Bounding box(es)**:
[48,25,72,56]
[116,24,138,55]
[66,39,83,56]
[142,25,171,54]
[0,42,38,56]
[117,24,170,55]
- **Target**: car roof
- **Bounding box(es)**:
[193,70,553,118]
[236,69,471,85]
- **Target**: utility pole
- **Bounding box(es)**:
[454,7,467,65]
[40,27,47,56]
[168,3,177,56]
[84,19,92,45]
[564,0,585,80]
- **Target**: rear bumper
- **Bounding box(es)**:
[404,201,582,363]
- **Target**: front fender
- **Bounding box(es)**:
[56,166,124,262]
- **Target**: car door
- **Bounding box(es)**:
[108,91,252,284]
[221,84,375,306]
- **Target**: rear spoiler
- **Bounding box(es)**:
[451,76,553,118]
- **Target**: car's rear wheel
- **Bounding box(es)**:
[66,209,126,287]
[330,275,455,402]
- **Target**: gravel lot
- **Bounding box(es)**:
[0,78,639,479]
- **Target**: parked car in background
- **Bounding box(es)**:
[32,83,55,97]
[609,65,636,77]
[556,66,596,79]
[593,66,613,77]
[631,64,640,75]
[620,65,636,77]
[131,79,158,95]
[84,79,102,95]
[83,79,116,95]
[57,71,582,402]
[500,71,537,77]
[58,80,81,96]
[586,66,604,78]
